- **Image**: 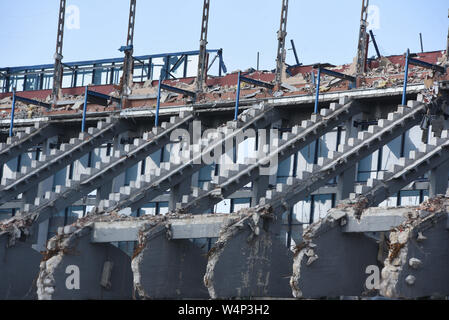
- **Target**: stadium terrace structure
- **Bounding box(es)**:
[1,0,449,300]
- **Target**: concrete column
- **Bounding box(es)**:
[96,181,113,205]
[112,134,126,193]
[336,112,362,203]
[33,137,58,252]
[336,165,357,202]
[169,176,192,211]
[251,175,269,207]
[429,160,449,197]
[37,137,58,197]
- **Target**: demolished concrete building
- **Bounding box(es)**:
[1,0,449,300]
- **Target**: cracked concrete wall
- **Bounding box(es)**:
[0,215,41,300]
[290,208,379,299]
[37,223,133,300]
[380,196,449,299]
[0,232,41,300]
[204,206,293,299]
[132,223,209,299]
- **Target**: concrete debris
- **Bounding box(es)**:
[408,258,422,269]
[0,215,35,248]
[380,196,449,299]
[405,275,416,286]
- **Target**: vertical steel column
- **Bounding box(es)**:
[120,0,137,97]
[447,9,449,55]
[314,68,321,114]
[9,89,16,137]
[419,33,424,53]
[369,30,381,59]
[257,52,260,71]
[234,72,241,121]
[196,0,210,93]
[275,0,289,87]
[402,49,410,106]
[356,0,369,75]
[218,49,223,77]
[52,0,66,104]
[290,39,300,65]
[155,77,162,127]
[81,86,88,133]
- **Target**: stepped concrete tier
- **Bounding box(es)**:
[181,97,364,214]
[349,130,449,206]
[258,97,433,216]
[17,111,195,225]
[99,102,281,213]
[0,118,131,206]
[0,122,62,166]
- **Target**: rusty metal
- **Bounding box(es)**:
[52,0,66,105]
[120,0,137,98]
[196,0,210,93]
[356,0,369,75]
[275,0,289,87]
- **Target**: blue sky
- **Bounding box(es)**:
[0,0,448,72]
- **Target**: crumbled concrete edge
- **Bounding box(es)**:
[131,218,168,300]
[203,205,274,299]
[35,210,169,300]
[290,207,352,298]
[36,222,93,300]
[379,196,448,298]
[0,215,35,248]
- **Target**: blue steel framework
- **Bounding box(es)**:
[0,49,226,94]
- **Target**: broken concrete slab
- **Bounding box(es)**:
[37,224,133,300]
[132,222,209,299]
[290,207,380,299]
[204,206,293,299]
[342,207,410,233]
[92,214,240,243]
[380,196,449,299]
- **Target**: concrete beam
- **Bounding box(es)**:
[91,214,241,243]
[342,207,410,233]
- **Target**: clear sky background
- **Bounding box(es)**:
[0,0,448,72]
